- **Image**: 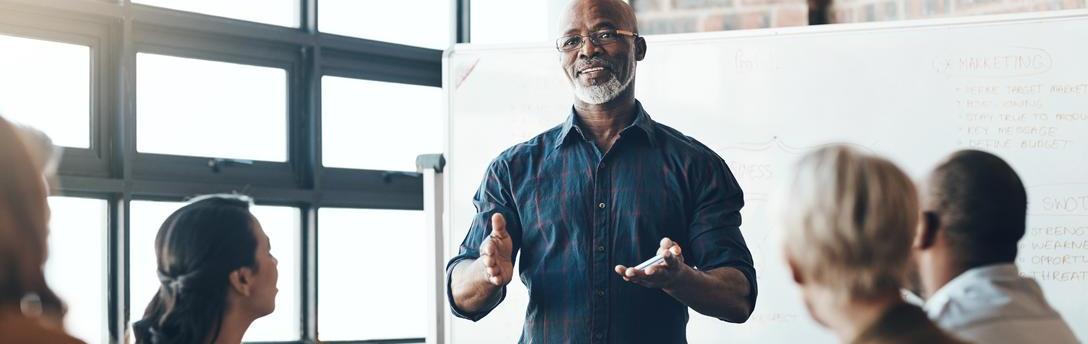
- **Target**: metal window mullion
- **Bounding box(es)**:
[301,0,317,34]
[292,38,320,191]
[112,8,138,343]
[108,194,129,344]
[302,206,319,343]
[295,6,321,338]
[100,10,125,181]
[454,0,470,44]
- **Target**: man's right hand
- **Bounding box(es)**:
[478,213,514,287]
[450,213,515,313]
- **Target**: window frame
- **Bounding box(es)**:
[318,44,439,208]
[0,8,115,177]
[0,0,459,343]
[42,194,112,343]
[314,207,431,342]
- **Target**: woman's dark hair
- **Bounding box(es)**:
[133,194,259,344]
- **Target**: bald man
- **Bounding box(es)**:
[912,150,1079,343]
[446,1,756,342]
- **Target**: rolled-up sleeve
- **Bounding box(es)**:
[446,157,523,321]
[686,153,758,310]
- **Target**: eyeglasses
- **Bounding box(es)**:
[555,29,639,52]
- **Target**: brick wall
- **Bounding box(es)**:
[632,0,809,33]
[631,0,1087,35]
[834,0,1085,23]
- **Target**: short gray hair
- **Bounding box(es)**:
[781,145,919,300]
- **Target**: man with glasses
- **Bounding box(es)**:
[446,0,757,342]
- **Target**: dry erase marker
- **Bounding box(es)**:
[634,254,665,270]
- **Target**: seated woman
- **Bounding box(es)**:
[780,145,965,344]
[0,116,82,343]
[133,194,278,344]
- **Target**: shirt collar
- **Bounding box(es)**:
[923,263,1021,318]
[553,100,658,150]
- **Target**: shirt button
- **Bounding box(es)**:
[598,202,606,209]
[596,289,605,297]
[594,333,604,340]
[596,245,605,252]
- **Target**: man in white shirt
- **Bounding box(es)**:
[912,149,1080,344]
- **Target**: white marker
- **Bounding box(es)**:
[634,254,665,270]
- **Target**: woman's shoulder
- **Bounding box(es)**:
[853,303,971,344]
[0,313,86,344]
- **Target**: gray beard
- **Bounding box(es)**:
[573,72,632,105]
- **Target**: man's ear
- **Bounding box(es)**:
[916,211,941,251]
[635,36,647,61]
[229,268,254,297]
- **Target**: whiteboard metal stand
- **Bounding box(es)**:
[418,154,448,344]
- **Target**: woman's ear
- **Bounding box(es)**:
[785,249,804,286]
[229,268,254,297]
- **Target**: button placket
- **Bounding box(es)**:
[591,159,611,343]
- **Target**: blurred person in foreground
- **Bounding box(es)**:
[780,145,964,344]
[0,115,82,343]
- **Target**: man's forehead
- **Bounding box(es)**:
[559,0,635,34]
[562,19,621,34]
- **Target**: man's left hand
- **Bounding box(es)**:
[614,237,689,290]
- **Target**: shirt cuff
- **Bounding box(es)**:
[446,255,507,321]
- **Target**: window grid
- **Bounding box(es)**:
[0,0,457,343]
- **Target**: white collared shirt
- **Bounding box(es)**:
[924,264,1081,344]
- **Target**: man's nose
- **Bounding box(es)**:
[579,37,602,58]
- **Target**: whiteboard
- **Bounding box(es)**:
[444,10,1088,343]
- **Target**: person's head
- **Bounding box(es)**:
[14,123,63,184]
[134,194,278,344]
[912,150,1026,294]
[556,0,646,106]
[780,145,919,324]
[0,115,66,325]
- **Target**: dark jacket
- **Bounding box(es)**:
[852,302,969,344]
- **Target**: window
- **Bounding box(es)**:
[322,76,443,171]
[319,0,450,49]
[4,1,436,342]
[136,53,288,162]
[129,200,301,342]
[317,208,428,341]
[44,197,108,344]
[133,0,298,27]
[0,34,90,148]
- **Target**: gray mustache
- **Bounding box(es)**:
[576,57,614,70]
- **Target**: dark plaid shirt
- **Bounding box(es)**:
[446,101,757,344]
